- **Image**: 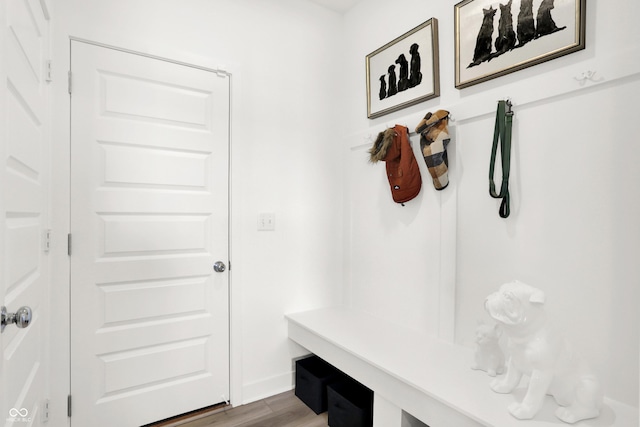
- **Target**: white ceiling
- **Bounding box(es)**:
[308,0,361,13]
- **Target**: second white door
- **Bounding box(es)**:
[70,41,230,427]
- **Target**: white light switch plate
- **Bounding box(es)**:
[258,212,275,231]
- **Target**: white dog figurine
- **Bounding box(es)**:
[471,321,505,377]
[485,280,603,423]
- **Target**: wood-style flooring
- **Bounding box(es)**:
[151,391,329,427]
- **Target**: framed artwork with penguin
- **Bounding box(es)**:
[455,0,585,89]
[366,18,440,119]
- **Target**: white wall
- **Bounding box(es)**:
[49,0,346,415]
[342,0,639,408]
[342,1,458,339]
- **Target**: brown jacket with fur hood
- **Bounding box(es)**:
[369,125,421,204]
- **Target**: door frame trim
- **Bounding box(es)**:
[69,37,231,76]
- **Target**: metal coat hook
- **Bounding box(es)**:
[574,70,597,85]
[498,99,514,115]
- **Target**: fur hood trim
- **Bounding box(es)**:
[368,128,397,163]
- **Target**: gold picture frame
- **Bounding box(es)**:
[366,18,440,119]
[455,0,586,89]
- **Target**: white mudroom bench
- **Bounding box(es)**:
[286,307,637,427]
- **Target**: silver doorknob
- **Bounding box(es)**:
[213,261,226,273]
[1,306,32,333]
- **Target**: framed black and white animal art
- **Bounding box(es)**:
[366,18,440,119]
[455,0,585,89]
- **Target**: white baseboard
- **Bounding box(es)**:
[241,371,294,405]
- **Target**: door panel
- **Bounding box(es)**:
[70,41,230,427]
[1,0,49,425]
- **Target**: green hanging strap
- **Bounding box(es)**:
[489,100,513,218]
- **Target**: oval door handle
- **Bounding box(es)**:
[213,261,226,273]
[1,306,32,333]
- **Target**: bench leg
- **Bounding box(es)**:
[373,393,402,427]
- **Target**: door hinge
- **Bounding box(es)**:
[42,398,50,422]
[67,233,72,256]
[67,395,72,417]
[68,70,72,95]
[43,229,51,253]
[45,60,52,83]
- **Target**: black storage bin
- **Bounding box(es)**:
[327,380,373,427]
[295,355,343,414]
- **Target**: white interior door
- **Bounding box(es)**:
[1,0,50,425]
[70,41,230,427]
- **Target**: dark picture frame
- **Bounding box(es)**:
[366,18,440,119]
[455,0,586,89]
